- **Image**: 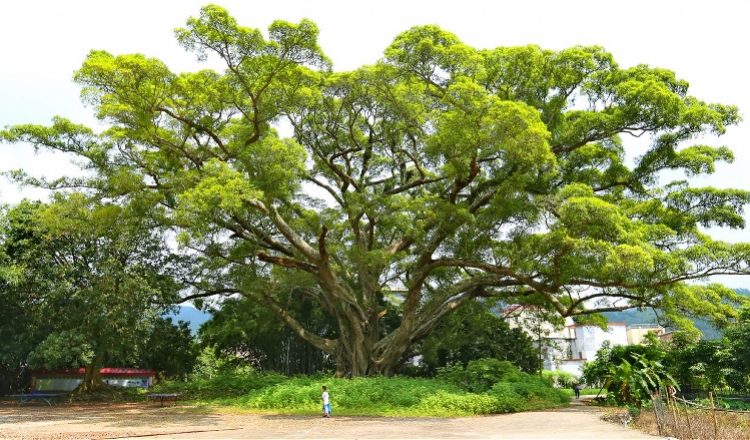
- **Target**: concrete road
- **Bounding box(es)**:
[0,397,659,439]
[116,407,657,439]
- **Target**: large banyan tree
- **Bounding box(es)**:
[4,5,750,376]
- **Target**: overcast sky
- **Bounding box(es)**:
[2,0,749,287]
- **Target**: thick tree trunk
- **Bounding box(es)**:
[333,340,409,377]
[332,310,413,377]
[74,357,107,393]
[333,306,373,377]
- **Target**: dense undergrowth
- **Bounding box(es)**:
[151,359,570,416]
[634,407,750,440]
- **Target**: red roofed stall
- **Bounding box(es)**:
[32,368,155,392]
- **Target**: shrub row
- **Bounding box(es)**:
[152,359,570,416]
[153,370,287,400]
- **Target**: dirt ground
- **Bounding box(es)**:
[0,398,658,439]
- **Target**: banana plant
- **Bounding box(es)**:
[605,353,677,407]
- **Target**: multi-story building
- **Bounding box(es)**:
[504,305,663,375]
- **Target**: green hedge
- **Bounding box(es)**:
[227,376,487,416]
[153,370,287,400]
[152,359,570,416]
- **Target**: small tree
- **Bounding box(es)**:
[604,353,676,407]
[582,335,667,386]
[722,305,750,392]
[1,195,180,392]
[136,318,199,381]
[664,337,730,393]
[436,358,520,393]
[420,301,538,374]
[198,292,338,376]
[665,305,750,393]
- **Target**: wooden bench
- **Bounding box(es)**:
[9,393,64,406]
[146,393,182,406]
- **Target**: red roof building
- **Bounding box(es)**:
[32,368,155,392]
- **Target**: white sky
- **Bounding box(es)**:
[1,0,750,287]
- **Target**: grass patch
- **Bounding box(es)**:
[150,361,570,417]
[160,376,493,416]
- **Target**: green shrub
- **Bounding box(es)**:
[542,370,579,388]
[437,358,519,393]
[434,365,470,390]
[485,383,524,413]
[235,376,474,415]
[153,370,286,400]
[416,391,500,415]
[488,374,569,412]
[242,382,319,409]
[154,367,570,416]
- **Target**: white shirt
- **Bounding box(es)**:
[322,391,329,405]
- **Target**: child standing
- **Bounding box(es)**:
[321,386,331,418]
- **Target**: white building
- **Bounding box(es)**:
[553,322,628,375]
[504,305,662,375]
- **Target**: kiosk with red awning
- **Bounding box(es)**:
[31,368,155,392]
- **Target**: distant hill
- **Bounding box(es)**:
[166,306,211,335]
[602,309,722,340]
[602,288,750,340]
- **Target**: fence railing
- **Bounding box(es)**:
[651,389,750,439]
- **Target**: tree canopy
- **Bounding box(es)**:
[0,195,181,390]
[198,292,338,375]
[665,305,750,392]
[3,4,750,376]
[419,301,539,374]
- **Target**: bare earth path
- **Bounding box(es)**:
[0,398,658,439]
